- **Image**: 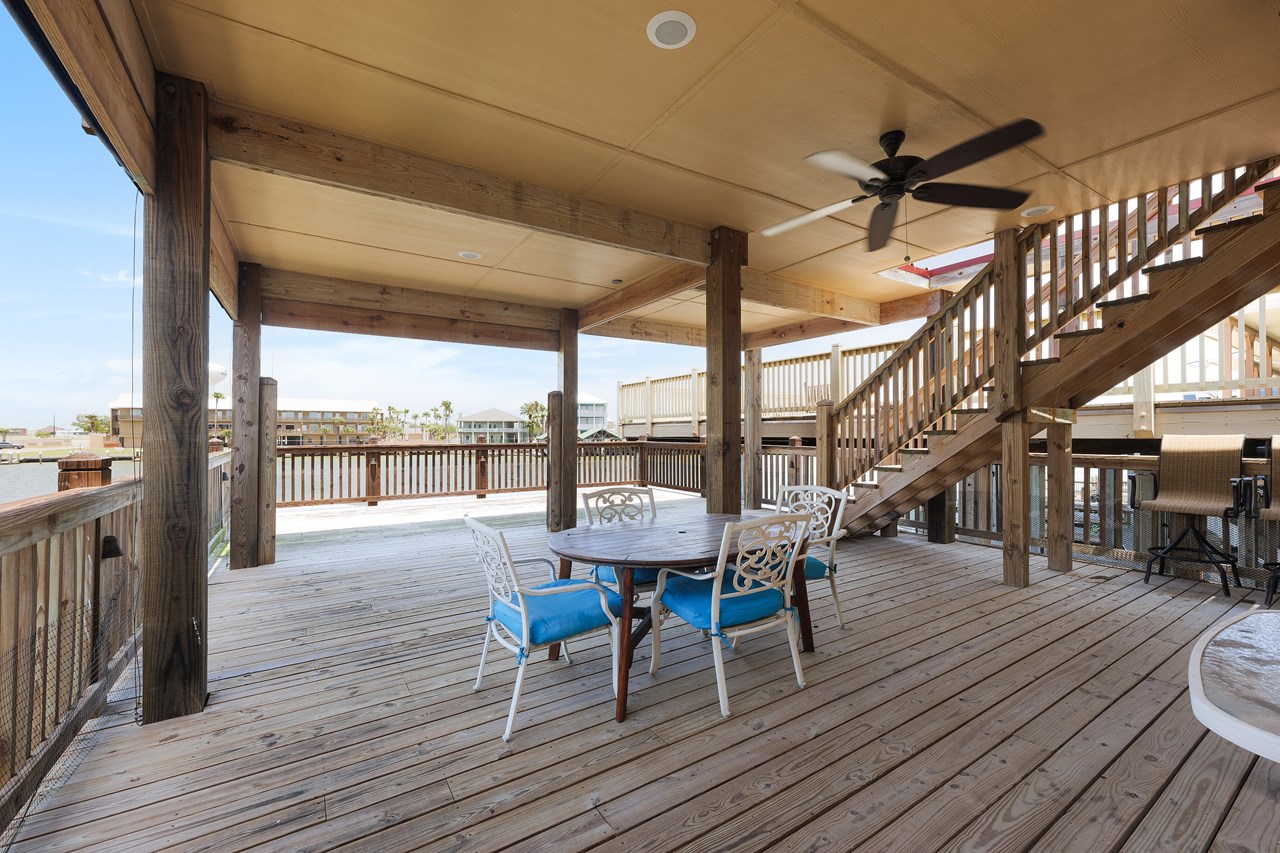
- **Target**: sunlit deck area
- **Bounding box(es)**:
[7,492,1276,852]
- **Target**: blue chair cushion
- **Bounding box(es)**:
[492,579,623,647]
[659,573,785,632]
[802,555,834,580]
[593,564,663,586]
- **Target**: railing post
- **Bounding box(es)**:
[58,456,112,684]
[57,453,111,491]
[256,378,277,566]
[1132,365,1156,438]
[475,435,488,499]
[689,368,700,435]
[644,376,654,435]
[636,436,649,486]
[744,348,763,510]
[365,448,381,507]
[787,435,804,486]
[830,344,843,403]
[815,400,834,489]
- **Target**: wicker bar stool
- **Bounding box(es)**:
[1136,434,1245,597]
[1253,436,1280,607]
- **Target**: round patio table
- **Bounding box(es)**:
[547,511,815,722]
[1188,610,1280,763]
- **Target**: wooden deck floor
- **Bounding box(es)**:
[7,492,1279,852]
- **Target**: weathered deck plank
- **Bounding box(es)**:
[5,493,1274,852]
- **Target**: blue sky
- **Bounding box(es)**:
[0,14,915,431]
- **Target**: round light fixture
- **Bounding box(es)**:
[611,278,624,285]
[1020,204,1055,218]
[458,250,482,260]
[647,11,696,49]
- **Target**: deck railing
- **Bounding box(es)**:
[0,452,230,827]
[898,451,1274,588]
[827,159,1275,490]
[276,440,709,507]
[618,343,900,428]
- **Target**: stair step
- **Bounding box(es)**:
[1055,327,1105,340]
[924,429,957,436]
[1023,356,1061,367]
[1097,292,1152,310]
[851,481,879,490]
[1141,256,1204,277]
[873,465,903,474]
[900,448,930,456]
[1196,215,1264,238]
[1056,327,1105,359]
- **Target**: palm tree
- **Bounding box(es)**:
[211,391,227,428]
[520,400,547,437]
[330,415,346,444]
[440,400,454,435]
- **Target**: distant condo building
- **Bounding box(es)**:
[108,394,378,447]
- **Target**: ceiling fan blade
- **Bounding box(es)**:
[867,199,898,251]
[761,196,869,237]
[806,150,889,184]
[907,118,1043,183]
[912,182,1029,209]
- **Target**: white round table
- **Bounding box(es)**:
[1188,610,1280,763]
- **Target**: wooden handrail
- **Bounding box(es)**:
[0,477,140,558]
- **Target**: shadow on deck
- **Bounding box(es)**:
[6,491,1277,852]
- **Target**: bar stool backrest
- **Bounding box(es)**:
[1140,434,1245,518]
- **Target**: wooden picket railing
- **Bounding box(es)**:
[826,158,1277,490]
[276,440,708,507]
[0,452,231,827]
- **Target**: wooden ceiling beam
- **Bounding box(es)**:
[742,317,871,350]
[585,317,706,348]
[260,298,559,351]
[578,264,706,331]
[258,268,560,330]
[24,0,156,190]
[880,291,946,324]
[208,102,711,266]
[736,270,879,325]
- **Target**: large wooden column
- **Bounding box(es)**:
[743,348,763,509]
[993,228,1029,586]
[1046,419,1075,571]
[548,308,578,531]
[706,226,747,514]
[257,378,277,565]
[230,263,261,570]
[142,73,210,723]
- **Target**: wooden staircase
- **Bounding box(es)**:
[824,163,1280,534]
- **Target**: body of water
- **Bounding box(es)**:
[0,459,139,505]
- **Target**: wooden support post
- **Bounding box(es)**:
[1047,421,1074,570]
[547,390,568,532]
[815,400,834,489]
[256,378,277,566]
[992,228,1023,419]
[1131,365,1156,438]
[1001,417,1031,587]
[142,73,210,724]
[365,449,382,507]
[830,344,843,402]
[744,348,763,510]
[230,263,260,569]
[557,309,579,529]
[926,486,956,544]
[689,368,700,435]
[475,436,489,499]
[644,377,654,435]
[706,226,747,514]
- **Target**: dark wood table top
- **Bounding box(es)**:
[547,511,769,569]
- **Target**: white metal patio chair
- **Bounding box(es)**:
[778,484,850,627]
[582,486,664,590]
[648,513,810,717]
[465,515,622,741]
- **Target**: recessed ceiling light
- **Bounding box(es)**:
[458,250,482,260]
[1020,204,1055,218]
[647,11,696,49]
[611,278,624,285]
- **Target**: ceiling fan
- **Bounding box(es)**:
[761,118,1044,251]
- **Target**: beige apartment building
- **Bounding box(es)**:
[109,394,378,447]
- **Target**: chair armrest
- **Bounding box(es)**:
[1228,477,1252,520]
[513,556,561,583]
[1127,471,1157,510]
